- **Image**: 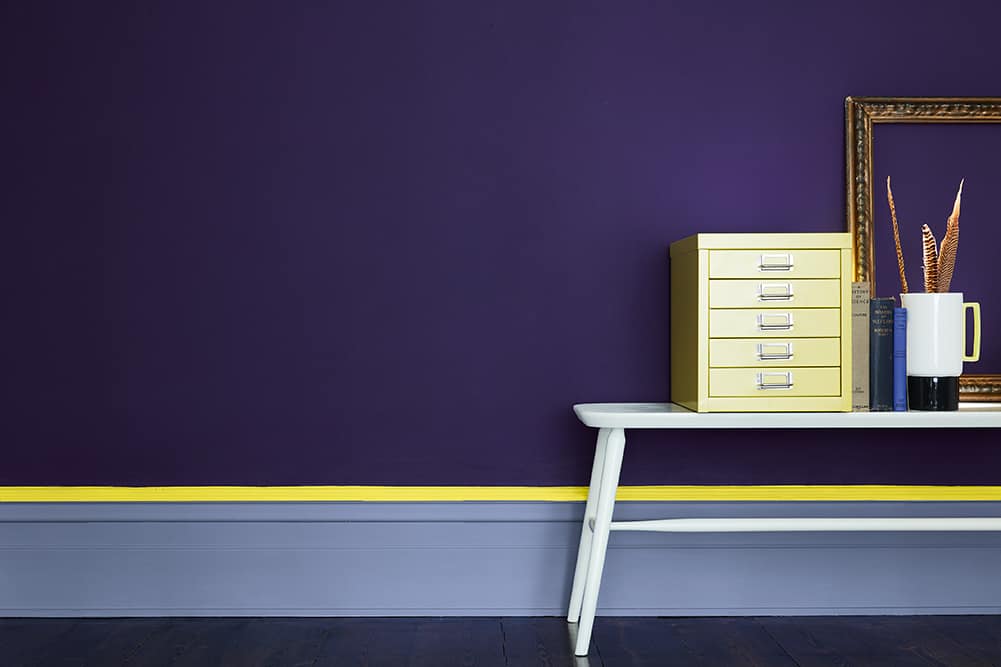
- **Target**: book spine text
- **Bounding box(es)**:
[852,282,870,411]
[869,297,895,412]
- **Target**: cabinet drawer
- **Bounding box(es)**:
[709,338,840,367]
[708,250,841,278]
[709,308,841,338]
[709,367,842,397]
[709,279,840,309]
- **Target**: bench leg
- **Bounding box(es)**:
[574,427,625,657]
[567,427,610,623]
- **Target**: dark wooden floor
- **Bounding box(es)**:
[2,616,1000,666]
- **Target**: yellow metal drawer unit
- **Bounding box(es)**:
[670,233,852,412]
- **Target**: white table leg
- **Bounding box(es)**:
[574,427,625,657]
[567,427,610,623]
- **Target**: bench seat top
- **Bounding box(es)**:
[573,402,1001,429]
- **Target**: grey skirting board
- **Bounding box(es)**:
[2,501,1001,616]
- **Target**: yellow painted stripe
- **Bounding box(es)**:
[0,486,584,503]
[2,485,1001,502]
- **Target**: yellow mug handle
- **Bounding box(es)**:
[964,302,981,362]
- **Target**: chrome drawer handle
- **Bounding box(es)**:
[758,253,794,272]
[757,372,794,390]
[757,282,794,301]
[757,343,794,360]
[757,313,794,331]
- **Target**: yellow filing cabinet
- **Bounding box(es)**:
[670,233,852,412]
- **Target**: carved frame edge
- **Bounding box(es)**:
[844,97,1001,401]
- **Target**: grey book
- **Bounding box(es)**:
[852,282,870,411]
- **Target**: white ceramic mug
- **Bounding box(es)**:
[899,292,981,377]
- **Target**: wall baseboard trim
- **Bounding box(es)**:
[3,501,1001,617]
[4,485,1001,503]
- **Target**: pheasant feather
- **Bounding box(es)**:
[936,179,963,293]
[886,177,909,293]
[921,224,939,293]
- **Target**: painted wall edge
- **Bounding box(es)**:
[5,485,1001,503]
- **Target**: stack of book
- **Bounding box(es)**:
[852,283,908,412]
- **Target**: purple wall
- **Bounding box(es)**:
[873,124,1001,372]
[4,2,1001,486]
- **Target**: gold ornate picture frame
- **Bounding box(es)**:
[845,96,1001,401]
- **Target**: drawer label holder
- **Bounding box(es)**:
[756,371,795,390]
[757,282,794,301]
[758,253,794,272]
[757,312,794,331]
[756,342,794,361]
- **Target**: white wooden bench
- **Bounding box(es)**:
[567,402,1001,656]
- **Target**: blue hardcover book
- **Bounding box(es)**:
[869,298,895,411]
[893,307,907,411]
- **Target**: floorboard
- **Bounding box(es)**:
[2,616,1001,666]
[0,619,79,666]
[504,617,602,666]
[407,618,506,667]
[41,619,163,666]
[917,616,1001,667]
[594,617,797,667]
[669,617,798,667]
[757,615,995,667]
[213,618,330,667]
